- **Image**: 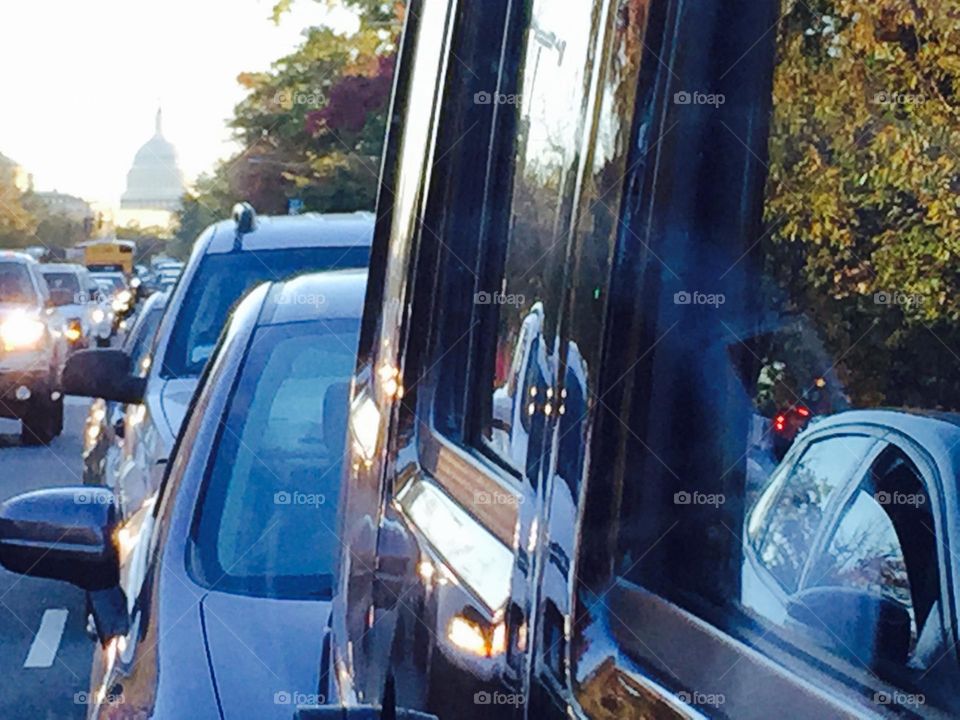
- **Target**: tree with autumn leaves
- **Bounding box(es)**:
[173,0,401,256]
[763,0,960,409]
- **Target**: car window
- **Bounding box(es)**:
[161,246,368,378]
[811,488,911,606]
[40,272,80,299]
[479,0,595,479]
[0,262,36,304]
[749,435,875,593]
[190,318,359,600]
[126,305,165,378]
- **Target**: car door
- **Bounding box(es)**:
[795,439,960,711]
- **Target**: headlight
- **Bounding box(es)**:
[116,290,132,305]
[91,308,106,324]
[65,319,83,344]
[0,316,46,351]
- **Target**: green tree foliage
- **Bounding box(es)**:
[764,0,960,408]
[173,0,402,256]
[0,178,37,248]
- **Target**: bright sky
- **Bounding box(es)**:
[0,0,357,206]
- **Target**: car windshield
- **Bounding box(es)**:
[161,246,368,378]
[0,263,36,304]
[190,318,359,600]
[40,272,80,298]
[93,276,124,292]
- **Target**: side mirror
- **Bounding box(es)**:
[786,586,911,668]
[48,288,75,307]
[63,349,146,404]
[0,486,120,591]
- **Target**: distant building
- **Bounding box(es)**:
[118,108,186,229]
[33,190,92,221]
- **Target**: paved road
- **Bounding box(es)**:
[0,397,95,719]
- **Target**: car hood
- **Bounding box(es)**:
[158,377,199,440]
[200,591,330,718]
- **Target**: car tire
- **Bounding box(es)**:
[20,394,58,446]
[96,337,110,348]
[52,394,64,436]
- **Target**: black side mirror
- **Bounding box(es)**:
[47,288,75,307]
[786,586,911,668]
[0,486,120,591]
[63,349,146,404]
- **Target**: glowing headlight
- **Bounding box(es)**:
[91,308,106,324]
[65,319,83,343]
[0,316,46,351]
[117,290,132,305]
[447,616,507,658]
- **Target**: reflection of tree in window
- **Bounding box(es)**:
[810,490,912,632]
[755,436,874,591]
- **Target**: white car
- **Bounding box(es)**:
[39,263,113,348]
[0,252,68,444]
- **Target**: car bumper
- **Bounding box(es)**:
[0,366,52,419]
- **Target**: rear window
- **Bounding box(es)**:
[189,318,359,600]
[161,246,368,378]
[0,263,36,304]
[40,272,81,299]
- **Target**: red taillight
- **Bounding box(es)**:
[774,415,786,432]
[796,406,810,417]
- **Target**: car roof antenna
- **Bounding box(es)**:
[232,202,257,251]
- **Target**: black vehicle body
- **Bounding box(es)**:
[330,0,957,719]
[0,270,368,719]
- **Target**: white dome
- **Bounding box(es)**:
[120,109,186,211]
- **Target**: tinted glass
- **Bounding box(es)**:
[0,263,36,304]
[604,0,960,712]
[191,319,358,600]
[161,246,368,378]
[125,304,165,378]
[92,275,124,292]
[482,0,595,478]
[40,271,81,298]
[748,435,875,592]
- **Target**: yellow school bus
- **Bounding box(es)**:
[83,241,134,274]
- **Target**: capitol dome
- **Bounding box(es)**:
[120,108,185,212]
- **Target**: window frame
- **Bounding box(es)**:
[747,431,884,597]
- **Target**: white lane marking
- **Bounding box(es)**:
[24,608,68,668]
